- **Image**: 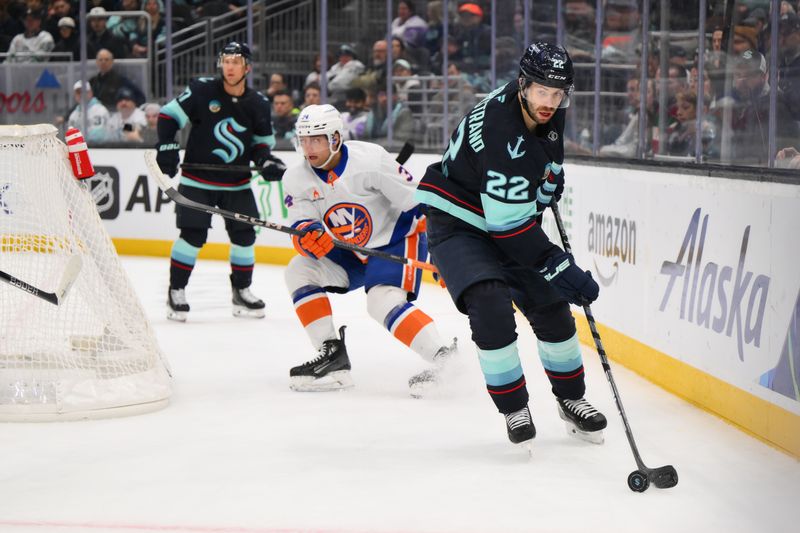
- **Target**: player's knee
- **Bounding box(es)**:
[284,254,321,292]
[527,301,576,342]
[461,280,517,350]
[366,285,408,324]
[179,228,208,248]
[228,228,255,247]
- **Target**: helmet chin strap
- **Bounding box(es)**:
[518,88,540,126]
[309,133,343,169]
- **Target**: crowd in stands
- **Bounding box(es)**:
[3,0,799,166]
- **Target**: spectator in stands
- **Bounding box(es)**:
[304,52,332,88]
[666,90,716,159]
[391,0,427,49]
[655,64,689,119]
[271,89,298,141]
[267,72,297,104]
[87,7,128,59]
[51,16,78,61]
[778,12,800,120]
[431,61,477,132]
[365,89,414,142]
[728,49,800,165]
[326,44,365,105]
[730,21,758,56]
[140,102,160,145]
[341,87,369,140]
[776,146,800,168]
[67,80,110,144]
[90,48,145,110]
[600,76,655,158]
[452,2,491,73]
[107,86,147,143]
[353,39,388,94]
[0,2,26,54]
[301,82,321,110]
[392,58,421,114]
[108,0,141,52]
[44,0,75,39]
[430,34,464,74]
[127,0,167,58]
[424,0,446,57]
[6,7,53,62]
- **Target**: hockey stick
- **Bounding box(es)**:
[0,255,82,306]
[144,150,438,274]
[550,201,678,493]
[178,141,416,175]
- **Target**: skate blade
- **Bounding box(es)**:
[290,370,354,392]
[408,376,437,399]
[167,309,187,322]
[232,305,265,319]
[563,421,604,444]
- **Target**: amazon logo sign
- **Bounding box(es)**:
[586,212,637,287]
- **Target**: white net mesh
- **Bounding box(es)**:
[0,124,171,421]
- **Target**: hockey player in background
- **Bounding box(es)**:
[282,104,456,396]
[155,42,285,321]
[415,42,607,446]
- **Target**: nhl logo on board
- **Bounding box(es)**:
[548,131,559,142]
[209,100,222,113]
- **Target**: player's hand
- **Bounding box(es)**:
[538,251,598,306]
[534,162,564,215]
[254,151,286,181]
[156,141,180,177]
[293,221,334,259]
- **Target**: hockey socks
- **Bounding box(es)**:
[169,238,201,289]
[537,333,586,400]
[292,285,336,348]
[229,243,255,288]
[478,340,529,414]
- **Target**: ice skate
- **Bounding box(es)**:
[556,397,607,444]
[505,405,536,451]
[232,285,266,318]
[167,287,189,322]
[408,338,458,399]
[290,326,353,391]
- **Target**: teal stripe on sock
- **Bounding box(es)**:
[537,333,583,373]
[478,341,523,387]
[171,238,201,266]
[230,244,255,266]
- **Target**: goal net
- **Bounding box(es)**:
[0,124,171,421]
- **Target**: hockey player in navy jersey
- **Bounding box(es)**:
[415,42,607,446]
[281,104,456,396]
[156,42,286,321]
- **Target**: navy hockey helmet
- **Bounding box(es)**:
[519,42,574,108]
[217,41,252,67]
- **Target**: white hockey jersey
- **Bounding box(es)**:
[283,141,423,253]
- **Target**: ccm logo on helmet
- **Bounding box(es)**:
[548,74,567,80]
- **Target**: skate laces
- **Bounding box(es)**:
[302,339,338,368]
[505,406,532,430]
[562,398,599,418]
[170,288,187,305]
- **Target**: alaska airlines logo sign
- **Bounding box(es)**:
[324,203,372,246]
[587,212,636,286]
[212,117,246,163]
[658,208,770,361]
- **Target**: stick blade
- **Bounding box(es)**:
[650,465,679,489]
[54,255,82,304]
[144,149,177,193]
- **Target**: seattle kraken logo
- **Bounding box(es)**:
[212,117,247,163]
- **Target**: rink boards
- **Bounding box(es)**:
[88,148,800,457]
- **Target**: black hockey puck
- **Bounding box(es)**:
[627,470,649,492]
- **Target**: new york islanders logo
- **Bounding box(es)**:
[324,203,372,246]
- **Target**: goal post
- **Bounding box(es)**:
[0,124,171,421]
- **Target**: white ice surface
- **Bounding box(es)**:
[1,256,797,533]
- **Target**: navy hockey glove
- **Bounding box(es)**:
[254,151,286,181]
[535,162,564,213]
[539,251,599,305]
[156,141,180,177]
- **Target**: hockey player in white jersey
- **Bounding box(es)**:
[282,104,456,395]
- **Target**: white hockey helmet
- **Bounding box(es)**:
[294,104,345,167]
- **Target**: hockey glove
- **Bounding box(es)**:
[293,221,334,259]
[538,251,599,306]
[253,150,286,181]
[156,141,181,177]
[534,162,565,214]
